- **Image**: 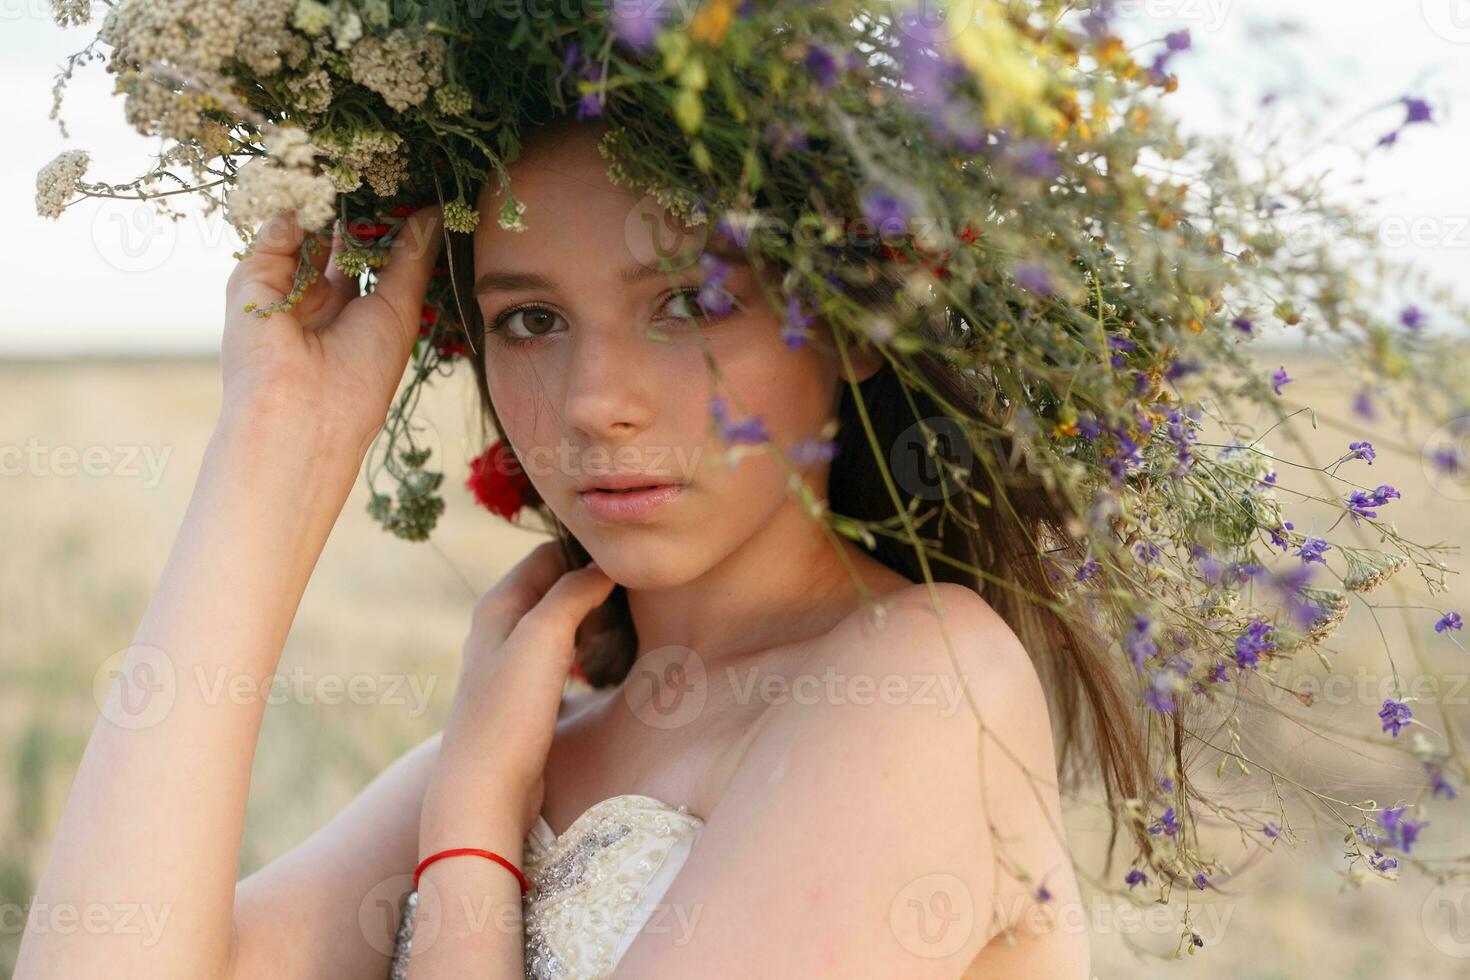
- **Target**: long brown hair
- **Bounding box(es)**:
[441,159,1147,866]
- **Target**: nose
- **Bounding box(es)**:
[560,318,658,444]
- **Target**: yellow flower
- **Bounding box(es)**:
[949,1,1061,132]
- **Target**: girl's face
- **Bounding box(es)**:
[472,121,870,589]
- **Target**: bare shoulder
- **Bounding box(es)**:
[616,581,1089,976]
[818,581,1051,728]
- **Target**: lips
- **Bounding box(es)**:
[577,482,685,522]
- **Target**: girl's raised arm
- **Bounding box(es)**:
[16,207,444,980]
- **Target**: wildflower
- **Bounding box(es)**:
[1234,618,1275,670]
[1014,263,1053,297]
[861,189,911,238]
[1296,536,1330,565]
[697,254,735,316]
[466,439,540,520]
[35,150,90,219]
[1271,367,1292,395]
[1378,698,1413,737]
[1077,557,1100,582]
[1352,389,1376,420]
[1143,670,1178,713]
[50,0,90,27]
[1193,872,1208,890]
[443,200,479,233]
[1231,316,1254,335]
[1268,521,1296,551]
[1435,611,1462,633]
[1347,441,1376,464]
[1346,485,1400,523]
[1379,805,1427,852]
[781,296,815,350]
[1125,868,1149,888]
[611,0,673,51]
[1400,305,1426,330]
[348,30,446,112]
[1342,552,1408,593]
[805,45,838,89]
[787,438,837,466]
[1263,820,1280,839]
[1125,615,1158,667]
[709,395,768,444]
[1148,806,1180,836]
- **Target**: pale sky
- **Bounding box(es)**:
[1,0,1466,355]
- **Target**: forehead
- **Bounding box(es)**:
[472,121,744,274]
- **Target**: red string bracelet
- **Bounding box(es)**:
[414,848,530,896]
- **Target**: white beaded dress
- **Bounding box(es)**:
[388,794,704,978]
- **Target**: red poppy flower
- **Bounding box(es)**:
[466,439,540,519]
[345,219,392,243]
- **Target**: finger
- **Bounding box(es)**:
[511,564,615,652]
[226,209,308,317]
[369,204,445,350]
[468,541,573,645]
[306,225,360,325]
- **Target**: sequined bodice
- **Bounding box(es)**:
[388,794,704,978]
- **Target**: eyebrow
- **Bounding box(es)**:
[472,245,749,295]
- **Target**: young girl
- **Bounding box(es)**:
[16,114,1121,978]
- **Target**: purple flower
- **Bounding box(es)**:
[1144,672,1176,713]
[1165,28,1192,51]
[709,394,768,444]
[1234,618,1276,670]
[1352,389,1376,420]
[787,438,838,466]
[1296,536,1330,565]
[1347,441,1376,464]
[1435,611,1463,633]
[1015,263,1053,297]
[1269,521,1296,551]
[1124,868,1149,888]
[1263,820,1280,839]
[1403,96,1434,125]
[610,0,674,51]
[1125,615,1158,667]
[781,295,815,350]
[1346,485,1399,523]
[697,253,734,316]
[860,189,911,237]
[1431,445,1463,474]
[1379,805,1427,852]
[1012,141,1062,180]
[1148,806,1180,836]
[1429,766,1457,800]
[1231,316,1255,335]
[1077,557,1100,582]
[1271,367,1293,395]
[1400,305,1427,330]
[1193,872,1209,890]
[1379,697,1413,737]
[805,45,838,89]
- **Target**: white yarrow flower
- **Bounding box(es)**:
[35,150,91,219]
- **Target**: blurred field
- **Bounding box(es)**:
[1,352,1467,978]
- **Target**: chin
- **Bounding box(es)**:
[579,537,702,591]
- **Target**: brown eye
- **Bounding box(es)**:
[492,305,567,341]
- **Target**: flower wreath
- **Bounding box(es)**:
[39,0,1470,956]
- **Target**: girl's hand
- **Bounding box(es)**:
[423,542,616,839]
[219,206,444,455]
